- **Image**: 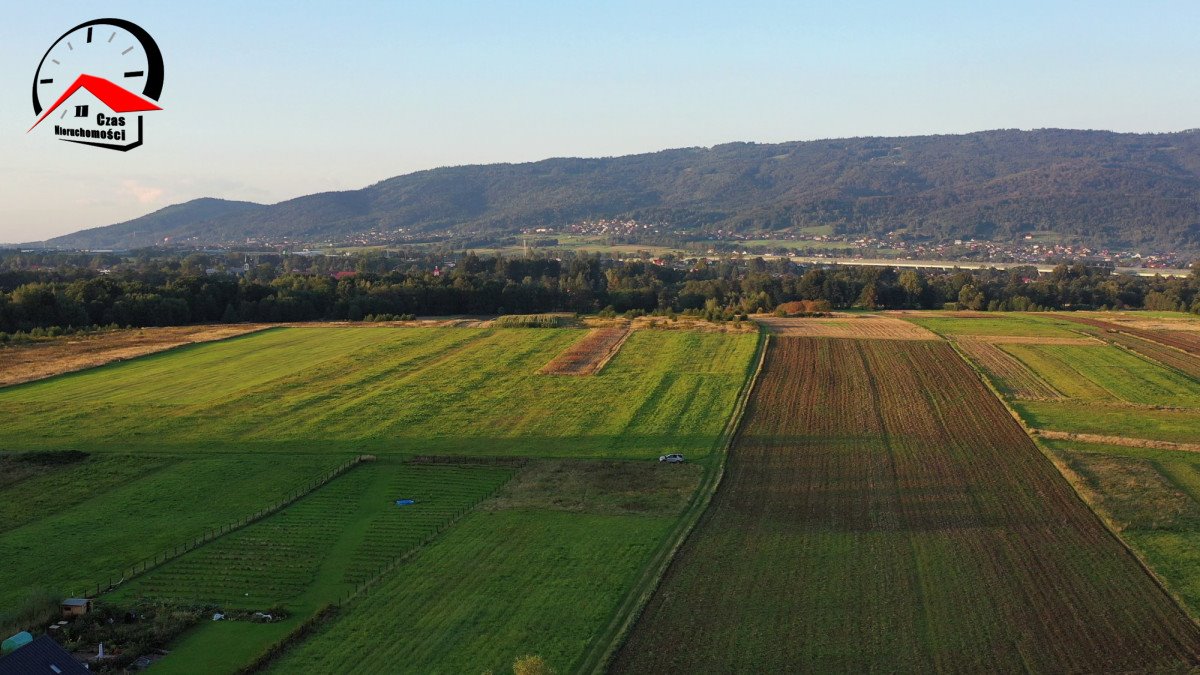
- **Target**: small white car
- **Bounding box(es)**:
[659,453,685,463]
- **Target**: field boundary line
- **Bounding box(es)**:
[574,327,770,675]
[946,339,1200,632]
[81,454,374,600]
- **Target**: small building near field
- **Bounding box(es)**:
[0,635,88,675]
[0,632,32,656]
[60,598,91,618]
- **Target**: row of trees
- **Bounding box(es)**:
[1,251,1198,334]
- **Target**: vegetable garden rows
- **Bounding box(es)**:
[615,336,1200,672]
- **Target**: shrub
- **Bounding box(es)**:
[513,654,555,675]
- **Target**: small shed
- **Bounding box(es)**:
[61,598,91,619]
[0,632,31,656]
[0,635,88,675]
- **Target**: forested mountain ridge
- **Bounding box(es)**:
[43,128,1200,251]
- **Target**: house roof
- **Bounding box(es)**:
[61,598,89,607]
[29,73,161,132]
[0,636,89,675]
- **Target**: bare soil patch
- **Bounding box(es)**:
[1035,430,1200,454]
[0,325,269,388]
[757,314,938,340]
[539,327,632,375]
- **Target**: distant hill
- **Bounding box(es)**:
[44,129,1200,251]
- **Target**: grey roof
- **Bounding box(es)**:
[0,635,89,675]
[60,598,89,607]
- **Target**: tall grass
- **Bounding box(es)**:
[492,314,565,328]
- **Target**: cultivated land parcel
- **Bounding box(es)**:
[4,313,1200,672]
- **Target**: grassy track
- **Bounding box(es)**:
[614,337,1200,672]
[0,327,757,460]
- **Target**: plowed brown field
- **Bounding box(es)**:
[538,327,631,375]
[614,337,1200,673]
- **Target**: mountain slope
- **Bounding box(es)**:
[45,129,1200,250]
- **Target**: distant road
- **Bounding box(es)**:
[779,255,1192,278]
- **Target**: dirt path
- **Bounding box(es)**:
[0,325,271,388]
[1035,430,1200,454]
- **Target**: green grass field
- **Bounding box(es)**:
[0,327,756,460]
[903,313,1086,337]
[1048,439,1200,619]
[0,325,753,672]
[0,454,346,609]
[116,460,513,673]
[268,510,676,674]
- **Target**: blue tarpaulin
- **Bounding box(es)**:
[395,499,415,506]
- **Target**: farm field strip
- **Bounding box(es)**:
[900,312,1086,338]
[539,326,632,375]
[0,327,758,459]
[758,315,938,340]
[0,324,271,388]
[962,334,1099,345]
[1071,323,1200,381]
[1046,438,1200,620]
[1063,315,1200,355]
[0,454,346,609]
[110,462,513,610]
[1016,399,1200,445]
[1010,343,1200,407]
[614,337,1200,673]
[267,510,675,675]
[0,453,172,534]
[954,338,1063,400]
[1035,430,1200,454]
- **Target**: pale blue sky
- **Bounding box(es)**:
[1,1,1198,242]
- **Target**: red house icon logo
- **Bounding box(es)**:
[29,18,164,152]
[28,74,161,151]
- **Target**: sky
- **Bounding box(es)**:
[1,1,1198,243]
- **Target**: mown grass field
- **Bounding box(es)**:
[0,327,756,460]
[0,325,753,672]
[1048,439,1200,621]
[260,460,701,674]
[903,312,1086,338]
[615,336,1200,672]
[0,453,345,610]
[116,460,514,673]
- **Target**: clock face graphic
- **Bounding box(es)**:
[33,18,163,115]
[29,18,164,151]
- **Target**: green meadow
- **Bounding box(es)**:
[1048,439,1200,619]
[903,312,1086,338]
[0,327,756,460]
[0,325,756,672]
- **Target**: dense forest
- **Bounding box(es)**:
[1,250,1198,337]
[44,129,1200,252]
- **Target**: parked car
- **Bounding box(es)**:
[659,453,685,463]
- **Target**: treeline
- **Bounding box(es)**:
[1,252,1198,334]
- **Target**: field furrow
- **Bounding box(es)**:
[614,336,1200,673]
